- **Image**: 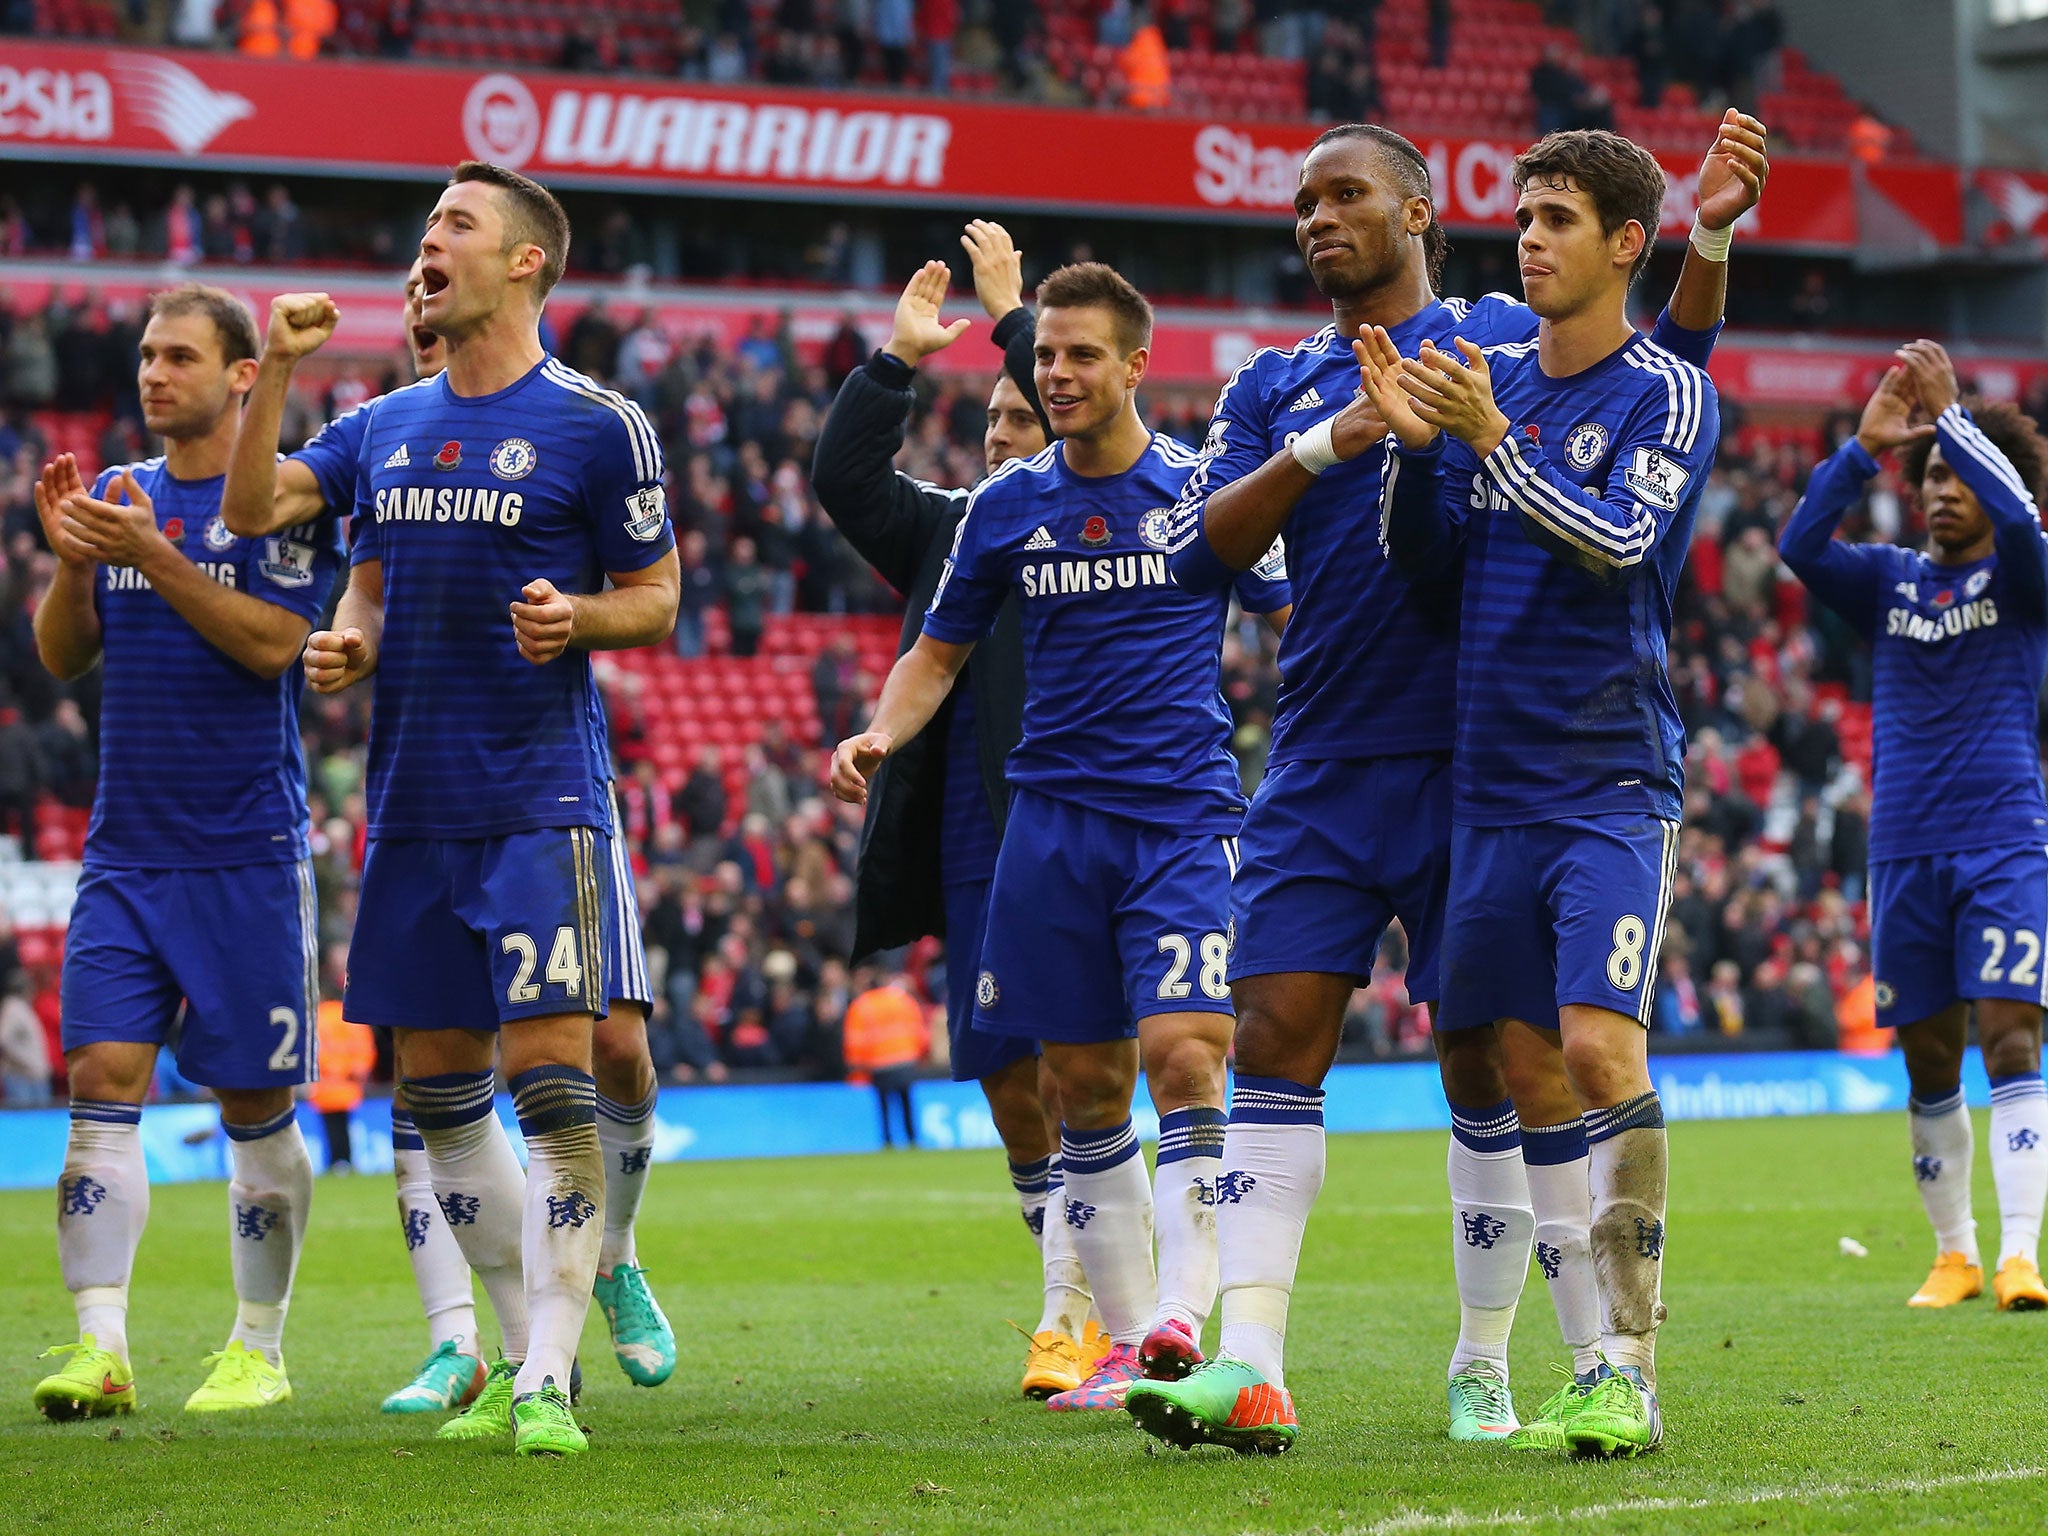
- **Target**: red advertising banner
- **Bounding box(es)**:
[6,261,2041,407]
[0,40,1909,250]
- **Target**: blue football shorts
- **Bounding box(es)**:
[972,789,1238,1045]
[1871,842,2048,1026]
[1438,814,1681,1032]
[62,860,320,1090]
[941,877,1038,1082]
[603,783,653,1010]
[1229,752,1451,999]
[345,827,620,1032]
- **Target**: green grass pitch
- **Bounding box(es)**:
[4,1112,2045,1534]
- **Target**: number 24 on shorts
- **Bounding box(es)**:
[1158,932,1230,1001]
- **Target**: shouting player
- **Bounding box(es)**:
[227,269,678,1412]
[1376,129,1723,1457]
[304,162,680,1457]
[831,263,1289,1411]
[1127,114,1759,1453]
[1779,343,2048,1312]
[812,229,1113,1398]
[30,284,343,1419]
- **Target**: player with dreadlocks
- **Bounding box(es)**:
[1124,112,1765,1454]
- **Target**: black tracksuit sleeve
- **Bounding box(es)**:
[811,351,953,596]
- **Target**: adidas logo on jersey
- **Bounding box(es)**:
[1288,387,1325,413]
[382,443,411,469]
[1024,525,1057,550]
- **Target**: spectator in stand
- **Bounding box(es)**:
[812,632,859,746]
[104,202,140,259]
[1653,949,1703,1034]
[822,312,868,390]
[34,698,94,807]
[378,0,416,57]
[5,313,56,409]
[254,185,304,264]
[674,528,719,659]
[724,535,772,657]
[843,972,929,1146]
[918,0,958,92]
[0,699,40,858]
[1427,0,1452,66]
[1531,42,1587,135]
[68,185,103,264]
[164,185,201,266]
[172,0,221,45]
[876,0,914,84]
[1626,2,1668,107]
[1706,959,1746,1034]
[0,966,48,1103]
[311,995,373,1171]
[675,747,730,842]
[1117,5,1171,109]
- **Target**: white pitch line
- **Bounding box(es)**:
[1335,1463,2048,1535]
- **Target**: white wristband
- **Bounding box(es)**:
[1688,217,1733,262]
[1291,416,1340,476]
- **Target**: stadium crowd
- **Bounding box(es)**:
[1,271,2043,1106]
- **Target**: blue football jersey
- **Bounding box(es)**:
[1383,331,1721,825]
[350,358,674,840]
[85,459,343,868]
[1779,405,2048,861]
[1169,295,1719,765]
[921,433,1290,835]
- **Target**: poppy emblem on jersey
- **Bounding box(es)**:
[489,437,537,481]
[1565,421,1609,471]
[162,518,184,542]
[623,485,668,542]
[1080,516,1111,548]
[1138,507,1177,550]
[1966,569,1991,598]
[1934,589,1954,608]
[977,971,999,1009]
[434,440,463,471]
[1523,423,1541,444]
[203,516,236,552]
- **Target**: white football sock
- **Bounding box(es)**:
[1034,1160,1093,1339]
[405,1071,530,1362]
[1522,1116,1601,1377]
[222,1106,312,1365]
[511,1066,605,1398]
[1446,1098,1533,1380]
[1010,1154,1053,1253]
[1990,1073,2048,1268]
[1909,1086,1979,1264]
[1216,1076,1325,1390]
[58,1100,149,1365]
[596,1086,657,1274]
[1586,1093,1668,1387]
[1059,1120,1156,1347]
[392,1105,478,1354]
[1152,1106,1226,1334]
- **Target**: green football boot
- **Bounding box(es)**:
[436,1357,517,1441]
[381,1339,486,1414]
[1563,1363,1662,1458]
[512,1379,588,1458]
[33,1336,136,1421]
[184,1342,291,1412]
[593,1263,676,1387]
[1125,1356,1298,1455]
[1446,1360,1517,1442]
[1505,1365,1597,1451]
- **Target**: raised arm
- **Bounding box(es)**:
[1661,111,1768,341]
[962,219,1052,435]
[62,470,314,678]
[31,456,102,680]
[224,293,342,537]
[811,262,969,590]
[1778,365,1927,636]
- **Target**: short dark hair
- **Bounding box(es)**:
[1035,262,1153,355]
[144,282,259,365]
[1512,129,1666,284]
[451,160,571,299]
[1902,400,2048,503]
[1307,123,1450,294]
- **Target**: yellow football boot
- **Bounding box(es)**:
[1019,1330,1084,1399]
[1081,1319,1113,1372]
[1907,1251,1983,1308]
[1994,1256,2048,1312]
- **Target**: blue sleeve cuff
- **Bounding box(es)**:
[1394,434,1446,465]
[1648,308,1724,366]
[1168,528,1239,593]
[1839,438,1881,479]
